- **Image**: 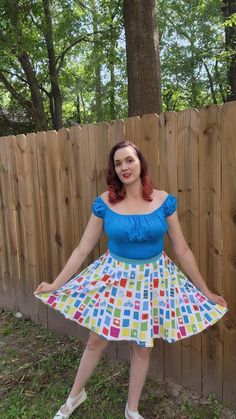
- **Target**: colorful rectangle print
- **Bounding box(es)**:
[35,250,228,347]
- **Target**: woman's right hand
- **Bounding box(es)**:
[34,281,58,295]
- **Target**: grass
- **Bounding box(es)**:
[0,310,235,419]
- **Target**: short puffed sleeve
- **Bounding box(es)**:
[163,194,178,217]
[92,196,107,219]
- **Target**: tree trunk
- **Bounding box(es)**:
[18,53,48,131]
[42,0,63,130]
[92,0,102,122]
[223,0,236,101]
[203,62,217,104]
[108,19,116,120]
[123,0,162,116]
[5,0,48,131]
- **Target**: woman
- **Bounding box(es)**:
[35,141,228,419]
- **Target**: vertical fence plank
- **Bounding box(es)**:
[222,102,236,405]
[159,112,178,196]
[177,109,202,391]
[57,129,75,264]
[108,119,124,150]
[199,105,224,399]
[26,132,45,322]
[0,136,18,307]
[12,134,37,318]
[33,131,49,327]
[76,124,98,267]
[93,123,109,255]
[159,111,182,384]
[68,125,84,250]
[137,114,160,188]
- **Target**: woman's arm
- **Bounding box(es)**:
[167,212,227,307]
[34,214,103,294]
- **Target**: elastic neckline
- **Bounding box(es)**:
[98,194,170,216]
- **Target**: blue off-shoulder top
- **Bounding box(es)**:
[92,194,177,260]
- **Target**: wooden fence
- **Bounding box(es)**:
[0,103,236,407]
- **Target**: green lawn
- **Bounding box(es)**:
[0,311,235,419]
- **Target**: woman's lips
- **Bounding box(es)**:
[122,173,131,178]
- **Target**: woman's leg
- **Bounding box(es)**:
[127,343,152,412]
[60,332,109,415]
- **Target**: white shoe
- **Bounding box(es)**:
[125,402,144,419]
[53,388,87,418]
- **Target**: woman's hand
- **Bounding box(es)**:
[203,290,228,308]
[34,281,57,295]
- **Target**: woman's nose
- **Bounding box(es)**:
[121,162,128,170]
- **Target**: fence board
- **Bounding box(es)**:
[76,124,98,267]
[108,119,124,150]
[12,134,37,318]
[68,125,83,251]
[222,102,236,404]
[0,136,17,307]
[33,131,49,327]
[177,109,201,391]
[94,122,109,255]
[56,129,74,266]
[25,132,45,322]
[199,105,224,399]
[159,111,182,384]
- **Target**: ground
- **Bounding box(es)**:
[0,310,235,419]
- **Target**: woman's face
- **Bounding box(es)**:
[113,146,141,185]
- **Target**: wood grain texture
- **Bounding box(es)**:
[222,102,236,405]
[199,105,224,399]
[177,109,201,391]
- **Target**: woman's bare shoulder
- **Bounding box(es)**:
[100,191,109,203]
[152,189,169,202]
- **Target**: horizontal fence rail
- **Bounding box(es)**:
[0,103,235,406]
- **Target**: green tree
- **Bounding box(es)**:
[0,0,125,132]
[158,0,227,110]
[222,0,236,101]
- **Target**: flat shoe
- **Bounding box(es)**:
[53,388,87,418]
[125,402,144,419]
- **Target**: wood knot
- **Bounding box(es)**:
[231,256,236,270]
[55,232,63,247]
[224,317,236,334]
[232,213,236,225]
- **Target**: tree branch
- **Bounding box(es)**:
[203,62,217,104]
[0,68,28,85]
[55,30,109,73]
[0,71,33,113]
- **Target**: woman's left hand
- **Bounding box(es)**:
[204,290,228,308]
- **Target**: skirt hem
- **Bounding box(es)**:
[35,293,227,347]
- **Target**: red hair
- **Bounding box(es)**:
[106,141,153,204]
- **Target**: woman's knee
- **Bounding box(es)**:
[86,332,109,352]
[131,343,152,360]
